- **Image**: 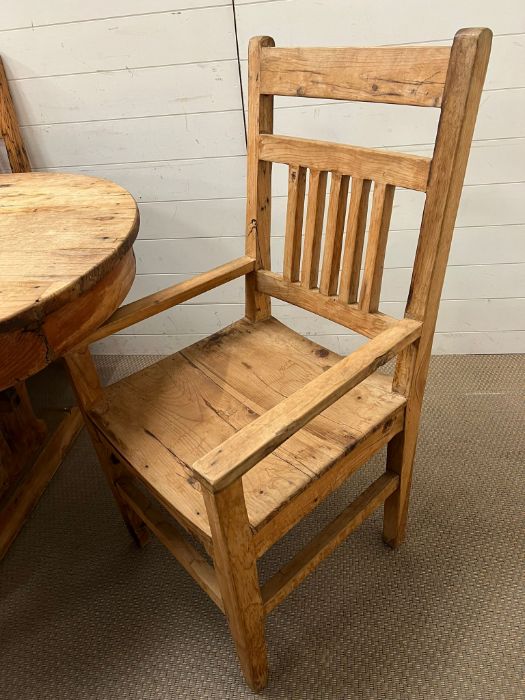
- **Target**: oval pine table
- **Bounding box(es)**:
[0,172,139,558]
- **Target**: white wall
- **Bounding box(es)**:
[1,1,523,354]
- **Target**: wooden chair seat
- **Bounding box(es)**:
[89,317,405,554]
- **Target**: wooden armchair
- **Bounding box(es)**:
[66,29,491,691]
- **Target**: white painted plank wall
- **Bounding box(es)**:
[0,1,523,354]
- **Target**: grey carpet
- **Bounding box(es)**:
[0,354,523,700]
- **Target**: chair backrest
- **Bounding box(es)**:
[244,29,492,355]
[0,57,31,173]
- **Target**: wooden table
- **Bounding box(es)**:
[0,172,139,558]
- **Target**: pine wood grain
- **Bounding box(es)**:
[282,165,307,281]
[203,481,268,691]
[260,45,451,107]
[300,169,328,289]
[339,178,372,303]
[383,28,492,548]
[245,36,274,322]
[256,270,398,337]
[192,318,420,491]
[87,318,408,534]
[359,183,395,313]
[0,172,138,334]
[262,472,399,613]
[258,134,431,191]
[79,256,255,346]
[319,173,350,295]
[62,30,492,691]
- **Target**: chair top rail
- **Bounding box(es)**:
[259,45,451,107]
[258,134,431,192]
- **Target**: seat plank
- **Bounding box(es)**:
[90,318,406,540]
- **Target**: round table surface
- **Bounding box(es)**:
[0,172,139,333]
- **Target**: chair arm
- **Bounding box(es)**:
[78,256,255,346]
[192,318,422,492]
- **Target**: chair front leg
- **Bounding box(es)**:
[202,479,268,692]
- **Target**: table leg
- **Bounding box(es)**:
[0,384,83,560]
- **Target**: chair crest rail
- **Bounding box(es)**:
[259,45,451,107]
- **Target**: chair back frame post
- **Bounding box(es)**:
[0,58,31,173]
[245,36,275,322]
[383,28,492,547]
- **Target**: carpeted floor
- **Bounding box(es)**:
[0,354,523,700]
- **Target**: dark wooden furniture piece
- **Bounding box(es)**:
[65,29,491,691]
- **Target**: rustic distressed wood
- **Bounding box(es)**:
[117,477,223,611]
[0,407,83,560]
[358,183,396,313]
[383,28,492,548]
[259,45,451,107]
[0,62,42,537]
[339,178,372,303]
[0,170,139,559]
[0,384,46,487]
[255,411,404,556]
[282,165,307,281]
[300,169,328,288]
[256,269,398,337]
[203,481,268,691]
[245,36,274,321]
[259,134,431,191]
[191,318,421,492]
[88,318,406,533]
[319,173,350,295]
[79,256,255,347]
[65,348,149,547]
[0,57,31,173]
[0,173,138,387]
[262,472,399,613]
[64,31,492,691]
[0,173,138,334]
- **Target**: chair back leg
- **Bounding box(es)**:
[203,480,268,692]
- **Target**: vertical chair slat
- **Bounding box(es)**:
[283,165,307,281]
[300,169,328,289]
[319,172,350,295]
[339,178,372,303]
[358,183,395,312]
